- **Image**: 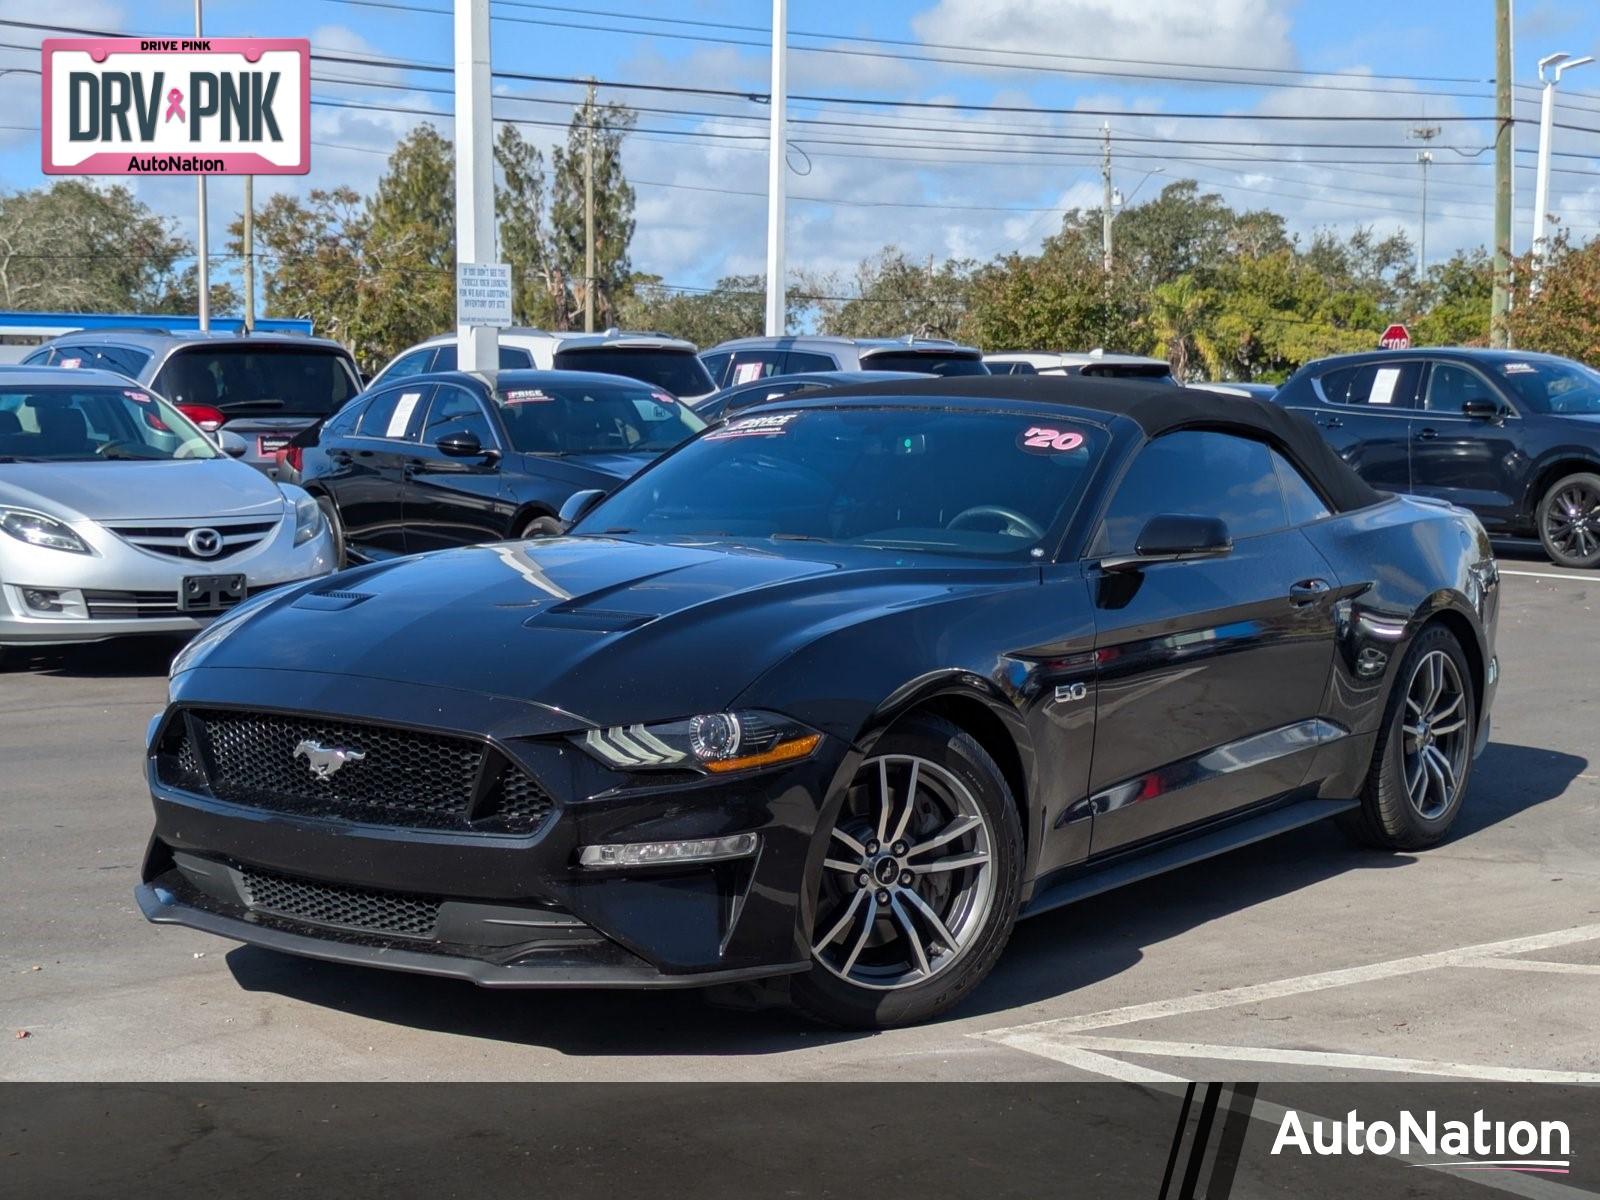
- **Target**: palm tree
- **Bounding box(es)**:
[1149,274,1224,381]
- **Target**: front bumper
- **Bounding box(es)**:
[138,667,840,988]
[0,518,335,645]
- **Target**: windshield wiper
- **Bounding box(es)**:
[771,532,829,542]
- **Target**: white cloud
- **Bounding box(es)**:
[910,0,1297,73]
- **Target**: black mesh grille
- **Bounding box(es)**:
[240,868,440,938]
[154,708,554,834]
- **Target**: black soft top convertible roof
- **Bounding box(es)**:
[805,373,1383,513]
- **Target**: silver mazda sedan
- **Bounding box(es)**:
[0,368,336,664]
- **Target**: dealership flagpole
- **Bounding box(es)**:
[454,0,496,370]
[763,0,786,336]
[194,0,209,331]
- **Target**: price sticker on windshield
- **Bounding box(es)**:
[705,412,800,441]
[504,388,552,403]
[1017,425,1086,454]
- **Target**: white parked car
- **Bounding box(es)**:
[368,329,717,402]
[983,349,1177,384]
[0,368,336,664]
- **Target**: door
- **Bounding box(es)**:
[1085,432,1340,855]
[1409,360,1523,528]
[326,384,430,559]
[1293,360,1422,493]
[402,384,512,552]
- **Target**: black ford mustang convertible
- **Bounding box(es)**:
[138,376,1500,1027]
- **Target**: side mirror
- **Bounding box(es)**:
[1461,398,1503,421]
[216,430,249,459]
[436,430,489,458]
[557,488,606,531]
[1103,515,1232,572]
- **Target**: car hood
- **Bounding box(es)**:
[0,459,285,522]
[519,450,658,483]
[194,536,1034,725]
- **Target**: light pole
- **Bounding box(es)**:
[763,0,787,336]
[194,0,209,331]
[453,0,496,370]
[1533,51,1594,266]
[1410,126,1440,277]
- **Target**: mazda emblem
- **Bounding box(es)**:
[186,527,223,558]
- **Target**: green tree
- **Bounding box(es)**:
[495,123,561,327]
[1408,249,1492,347]
[550,96,637,328]
[1508,232,1600,362]
[1148,274,1224,380]
[814,249,975,338]
[962,252,1144,353]
[0,181,233,314]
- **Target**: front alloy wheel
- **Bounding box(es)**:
[792,716,1022,1028]
[1538,472,1600,569]
[1400,649,1470,820]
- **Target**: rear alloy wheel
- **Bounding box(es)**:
[1537,472,1600,569]
[1340,624,1475,850]
[791,716,1022,1028]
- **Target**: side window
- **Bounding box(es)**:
[87,345,152,378]
[1272,450,1331,525]
[322,398,367,437]
[383,348,436,381]
[21,349,49,366]
[1316,362,1421,409]
[498,346,533,368]
[358,386,430,440]
[784,351,838,373]
[726,350,788,386]
[423,386,496,447]
[1094,431,1288,555]
[1425,363,1499,414]
[992,361,1037,376]
[700,352,732,388]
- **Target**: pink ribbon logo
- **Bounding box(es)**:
[164,88,185,123]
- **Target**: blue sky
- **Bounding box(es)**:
[3,0,1599,302]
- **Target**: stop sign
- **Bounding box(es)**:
[1379,323,1411,350]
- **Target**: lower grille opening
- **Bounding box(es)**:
[240,868,441,939]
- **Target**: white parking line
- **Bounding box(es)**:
[1498,568,1595,582]
[1466,958,1600,976]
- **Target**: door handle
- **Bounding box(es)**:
[1289,578,1331,605]
[1317,416,1343,429]
[1415,427,1439,440]
[329,449,352,463]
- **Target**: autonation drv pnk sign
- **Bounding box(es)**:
[42,38,310,175]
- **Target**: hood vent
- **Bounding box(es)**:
[292,590,374,612]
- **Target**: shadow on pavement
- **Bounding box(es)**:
[3,635,184,679]
[224,739,1585,1055]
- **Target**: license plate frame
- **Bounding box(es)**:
[180,573,247,613]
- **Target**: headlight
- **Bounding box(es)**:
[280,485,323,546]
[0,509,92,554]
[578,710,821,774]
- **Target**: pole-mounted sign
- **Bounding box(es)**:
[41,38,310,175]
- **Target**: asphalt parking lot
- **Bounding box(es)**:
[4,544,1598,1083]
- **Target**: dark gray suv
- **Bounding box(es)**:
[25,331,362,478]
[700,335,989,389]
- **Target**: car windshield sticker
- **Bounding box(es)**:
[705,412,800,440]
[651,391,677,406]
[386,391,422,437]
[1503,362,1537,374]
[1369,367,1402,405]
[123,390,151,404]
[504,388,553,403]
[60,357,82,369]
[1017,425,1086,453]
[732,362,765,385]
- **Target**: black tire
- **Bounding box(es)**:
[1536,471,1600,569]
[518,515,564,539]
[1339,624,1476,851]
[316,496,347,570]
[790,715,1024,1029]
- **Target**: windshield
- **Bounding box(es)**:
[579,406,1105,559]
[0,385,217,462]
[153,345,360,418]
[860,352,990,377]
[496,380,706,455]
[551,347,716,397]
[1495,359,1600,415]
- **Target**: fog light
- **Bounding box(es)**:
[23,587,63,612]
[578,832,759,868]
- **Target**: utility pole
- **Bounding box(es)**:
[583,79,596,333]
[242,175,255,333]
[1101,123,1114,273]
[453,0,497,370]
[1411,125,1440,277]
[194,0,209,331]
[764,0,788,336]
[1533,52,1594,268]
[1489,0,1513,347]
